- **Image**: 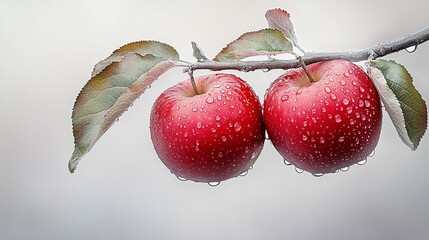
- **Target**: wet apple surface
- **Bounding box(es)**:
[150,74,265,182]
[264,60,382,174]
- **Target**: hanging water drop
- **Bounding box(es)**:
[295,167,304,174]
[208,182,220,187]
[369,150,375,157]
[340,166,349,172]
[176,175,188,181]
[239,170,248,177]
[312,173,324,177]
[405,45,417,53]
[357,158,367,165]
[284,158,292,165]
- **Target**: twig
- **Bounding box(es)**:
[184,26,429,72]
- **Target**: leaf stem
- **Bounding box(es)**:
[297,56,314,82]
[188,68,200,95]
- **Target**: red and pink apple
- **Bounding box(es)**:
[150,73,265,183]
[264,60,382,174]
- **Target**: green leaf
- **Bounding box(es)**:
[265,8,305,53]
[70,42,180,173]
[368,59,427,150]
[191,41,208,62]
[213,29,293,62]
[92,41,179,77]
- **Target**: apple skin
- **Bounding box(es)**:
[150,73,265,183]
[264,60,382,174]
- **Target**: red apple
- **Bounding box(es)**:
[264,60,382,174]
[150,73,265,183]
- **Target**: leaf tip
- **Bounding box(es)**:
[69,148,83,173]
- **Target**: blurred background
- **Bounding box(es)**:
[1,0,429,239]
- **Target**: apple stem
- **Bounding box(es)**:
[297,56,315,83]
[188,68,201,95]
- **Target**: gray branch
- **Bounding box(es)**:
[185,26,429,72]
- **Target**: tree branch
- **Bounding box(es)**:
[185,26,429,72]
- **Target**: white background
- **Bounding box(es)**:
[1,0,429,239]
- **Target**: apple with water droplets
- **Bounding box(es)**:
[264,60,382,174]
[150,73,265,183]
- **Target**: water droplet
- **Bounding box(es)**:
[324,87,331,93]
[176,175,188,181]
[357,158,367,165]
[364,100,371,107]
[406,45,417,53]
[302,135,308,141]
[360,86,365,93]
[239,170,248,176]
[208,182,220,187]
[347,107,353,114]
[192,107,198,112]
[196,122,202,128]
[115,118,120,122]
[292,106,296,112]
[335,114,342,123]
[215,116,221,121]
[221,136,227,142]
[340,166,349,172]
[344,72,350,77]
[211,128,217,133]
[358,100,365,107]
[369,150,375,157]
[342,98,350,105]
[233,122,242,132]
[206,97,214,104]
[330,93,337,100]
[218,151,224,157]
[352,81,357,86]
[355,138,360,144]
[350,119,356,125]
[284,159,292,165]
[312,173,324,177]
[322,107,327,113]
[251,152,257,160]
[295,167,304,174]
[340,80,346,86]
[338,136,345,142]
[290,118,295,123]
[281,95,289,101]
[217,95,222,101]
[303,121,308,127]
[184,132,189,137]
[319,137,325,144]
